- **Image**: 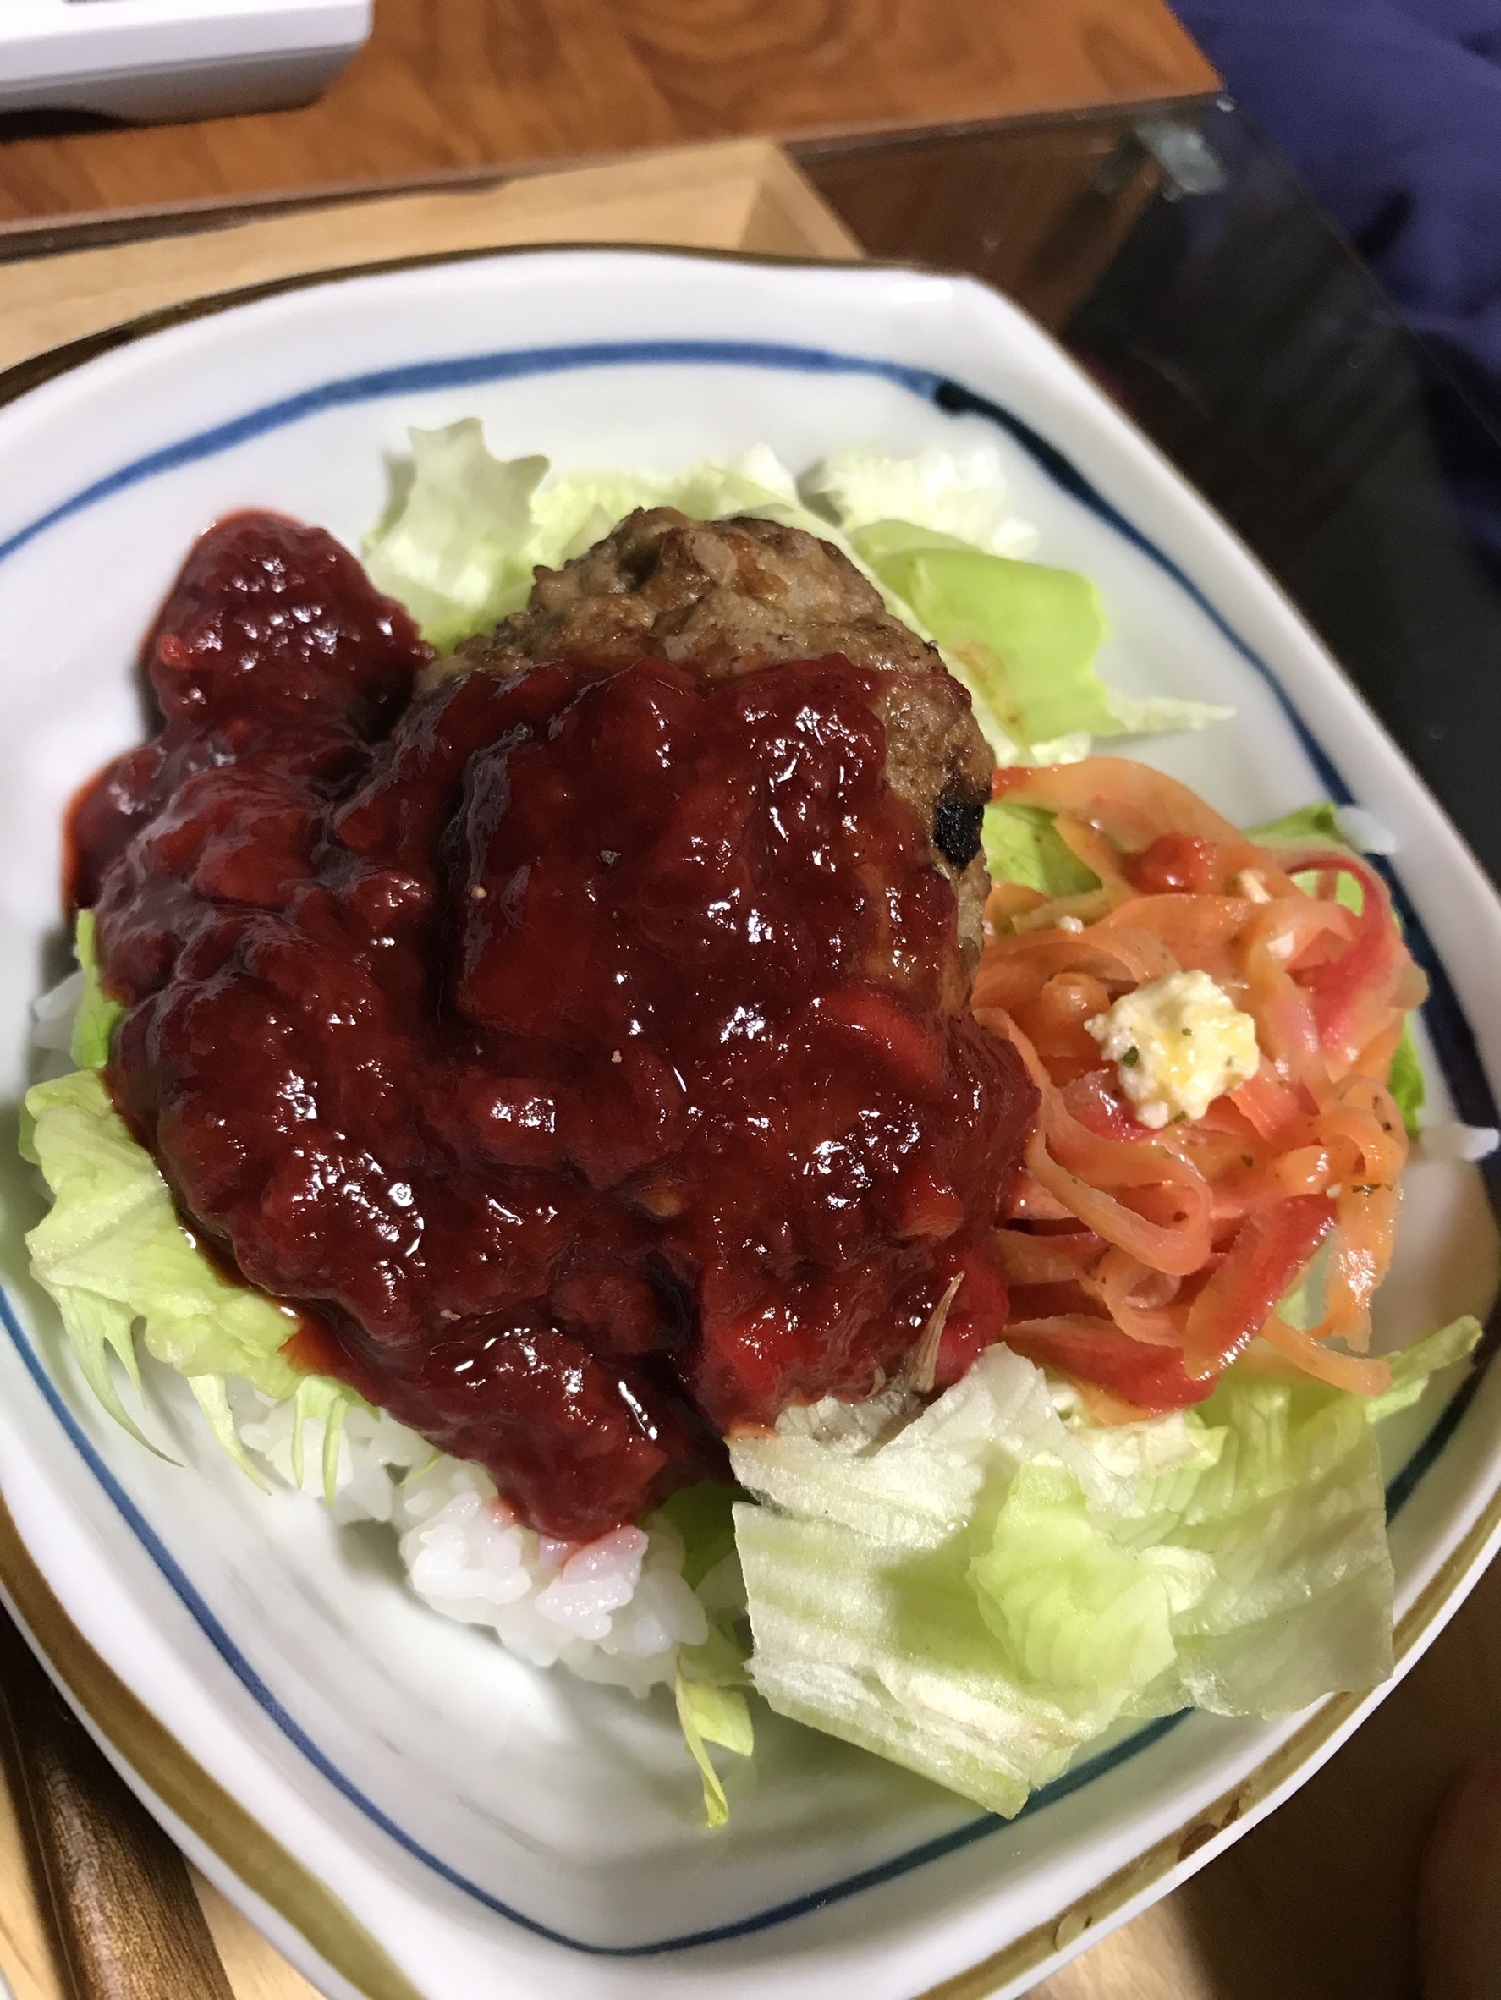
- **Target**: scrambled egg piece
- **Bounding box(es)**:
[1086,970,1260,1129]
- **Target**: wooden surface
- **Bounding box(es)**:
[0,0,1218,228]
[0,139,858,374]
[0,1612,234,2000]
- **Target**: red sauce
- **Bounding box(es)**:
[1124,832,1220,896]
[72,513,1038,1541]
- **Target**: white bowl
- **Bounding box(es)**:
[0,247,1496,2000]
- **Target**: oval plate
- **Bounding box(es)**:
[0,248,1498,2000]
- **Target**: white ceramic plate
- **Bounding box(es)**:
[0,248,1498,2000]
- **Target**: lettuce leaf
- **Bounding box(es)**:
[855,533,1114,748]
[364,420,547,652]
[650,1482,756,1823]
[363,422,1233,763]
[982,802,1100,899]
[798,447,1039,559]
[730,1326,1479,1816]
[843,521,1230,752]
[25,1067,306,1425]
[651,1479,744,1589]
[69,910,125,1070]
[674,1671,754,1830]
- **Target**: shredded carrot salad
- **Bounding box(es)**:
[975,757,1427,1415]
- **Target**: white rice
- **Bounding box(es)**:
[232,1387,712,1693]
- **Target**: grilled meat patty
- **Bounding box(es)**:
[440,508,995,965]
[77,509,1036,1539]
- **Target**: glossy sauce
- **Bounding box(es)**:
[73,514,1038,1540]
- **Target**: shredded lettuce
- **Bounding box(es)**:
[675,1672,754,1830]
[674,1561,755,1828]
[649,1481,755,1822]
[361,422,1232,764]
[731,1325,1479,1815]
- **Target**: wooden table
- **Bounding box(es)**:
[0,0,1216,227]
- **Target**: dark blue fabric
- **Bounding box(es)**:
[1173,0,1501,418]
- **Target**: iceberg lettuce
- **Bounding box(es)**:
[802,450,1231,750]
[27,1065,307,1448]
[731,1325,1478,1816]
[798,446,1040,559]
[69,910,124,1071]
[364,421,547,652]
[362,423,1233,764]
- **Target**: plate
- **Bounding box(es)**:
[0,247,1497,2000]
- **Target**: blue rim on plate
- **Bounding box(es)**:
[3,332,1497,1957]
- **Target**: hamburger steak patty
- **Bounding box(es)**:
[72,509,1037,1541]
[442,508,995,965]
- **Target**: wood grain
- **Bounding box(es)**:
[0,0,1218,227]
[0,140,859,375]
[0,1611,233,2000]
[0,1678,64,2000]
[192,1877,323,2000]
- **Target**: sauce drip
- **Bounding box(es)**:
[73,513,1038,1540]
